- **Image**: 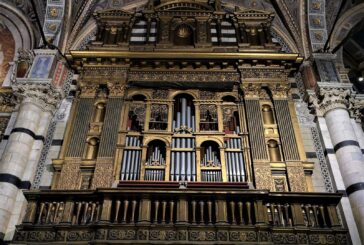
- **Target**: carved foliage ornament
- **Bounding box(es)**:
[128,71,240,83]
[349,95,364,122]
[12,82,64,113]
[308,85,351,117]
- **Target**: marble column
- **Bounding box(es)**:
[0,50,65,240]
[309,83,364,244]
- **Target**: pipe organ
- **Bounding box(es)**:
[53,0,312,197]
[173,96,195,133]
[224,138,245,182]
[120,136,142,181]
[171,137,196,181]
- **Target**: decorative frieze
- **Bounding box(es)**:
[128,71,240,83]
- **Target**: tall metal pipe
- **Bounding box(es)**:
[225,153,230,181]
[192,116,195,132]
[230,152,236,182]
[170,152,175,181]
[177,112,181,129]
[187,106,191,128]
[192,153,196,181]
[234,152,240,182]
[176,152,180,181]
[181,151,186,180]
[239,152,245,181]
[121,150,129,180]
[181,98,187,126]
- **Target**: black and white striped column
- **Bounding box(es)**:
[310,84,364,244]
[0,101,53,239]
[0,49,66,240]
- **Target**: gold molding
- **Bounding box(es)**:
[67,51,303,62]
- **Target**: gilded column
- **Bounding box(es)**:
[0,50,66,239]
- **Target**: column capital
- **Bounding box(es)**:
[12,82,64,113]
[308,82,353,117]
[268,83,291,99]
[349,94,364,122]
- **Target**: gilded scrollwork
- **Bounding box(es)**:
[91,162,113,189]
[56,163,81,190]
[287,162,308,192]
[254,163,273,190]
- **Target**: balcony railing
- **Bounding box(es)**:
[14,185,349,244]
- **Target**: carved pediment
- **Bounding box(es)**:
[156,1,213,11]
[234,9,274,24]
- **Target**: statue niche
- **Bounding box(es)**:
[174,23,195,46]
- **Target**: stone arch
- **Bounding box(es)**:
[0,2,35,85]
[126,91,151,100]
[197,137,224,148]
[329,3,364,51]
[144,137,171,148]
[169,90,198,100]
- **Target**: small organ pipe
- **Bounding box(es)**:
[121,150,128,180]
[239,152,245,181]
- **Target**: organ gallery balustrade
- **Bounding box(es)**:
[14,186,348,244]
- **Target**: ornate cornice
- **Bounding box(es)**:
[12,82,64,113]
[307,83,353,117]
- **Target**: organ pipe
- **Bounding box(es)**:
[120,136,142,181]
